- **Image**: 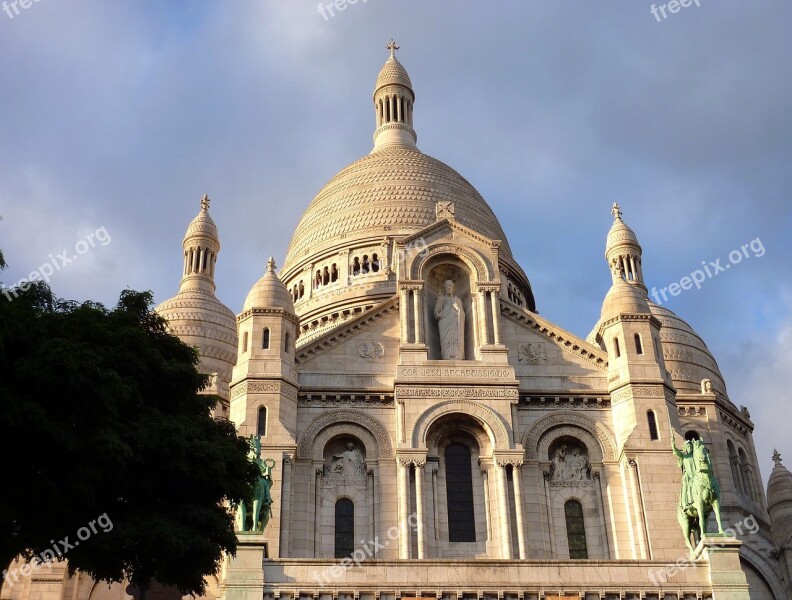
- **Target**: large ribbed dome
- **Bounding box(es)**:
[282,146,515,272]
[648,301,727,395]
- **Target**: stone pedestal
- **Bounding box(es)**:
[222,534,268,600]
[696,534,750,600]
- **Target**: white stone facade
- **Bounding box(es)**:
[3,45,790,600]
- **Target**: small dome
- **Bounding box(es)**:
[606,214,641,253]
[185,196,219,244]
[601,279,651,320]
[155,289,238,383]
[649,301,727,394]
[374,56,413,97]
[243,257,295,313]
[767,452,792,516]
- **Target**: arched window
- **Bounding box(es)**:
[315,270,321,289]
[371,254,379,272]
[284,331,291,353]
[445,444,476,542]
[738,448,757,501]
[684,430,700,441]
[298,281,304,298]
[634,333,644,355]
[564,500,588,559]
[647,410,659,440]
[323,266,330,286]
[257,406,267,437]
[352,257,360,276]
[262,327,270,350]
[728,440,744,494]
[613,337,621,358]
[334,498,354,558]
[331,264,338,282]
[362,255,370,274]
[242,331,249,353]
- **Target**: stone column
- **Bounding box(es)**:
[481,466,492,543]
[496,462,513,558]
[489,289,501,345]
[367,468,376,550]
[278,454,293,558]
[414,460,427,558]
[431,467,440,541]
[313,468,323,557]
[413,285,424,344]
[399,287,410,344]
[397,458,411,558]
[512,462,527,559]
[477,289,489,345]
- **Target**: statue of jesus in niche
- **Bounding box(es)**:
[434,279,465,359]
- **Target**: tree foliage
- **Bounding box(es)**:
[0,283,257,594]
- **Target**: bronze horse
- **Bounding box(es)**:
[673,436,725,554]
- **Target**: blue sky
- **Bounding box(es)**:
[1,1,790,485]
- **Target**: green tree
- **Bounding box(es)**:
[0,283,257,595]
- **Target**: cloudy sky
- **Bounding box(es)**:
[1,1,790,485]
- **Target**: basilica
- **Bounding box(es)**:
[4,44,792,600]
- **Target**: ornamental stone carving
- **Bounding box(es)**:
[297,410,393,459]
[548,439,591,482]
[412,399,511,449]
[524,412,615,462]
[518,342,546,364]
[396,387,518,400]
[358,341,385,359]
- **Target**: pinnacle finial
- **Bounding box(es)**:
[201,194,210,211]
[267,256,276,274]
[386,39,399,59]
[773,449,783,467]
[611,202,622,221]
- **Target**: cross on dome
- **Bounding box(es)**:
[201,194,210,211]
[611,202,622,220]
[386,39,399,58]
[773,449,783,466]
[267,256,277,274]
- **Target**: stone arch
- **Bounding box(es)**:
[739,546,787,600]
[412,400,511,449]
[410,242,491,283]
[297,409,392,460]
[524,412,616,462]
[426,419,492,457]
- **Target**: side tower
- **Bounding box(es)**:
[230,257,299,558]
[156,195,238,415]
[595,204,691,559]
[768,451,792,599]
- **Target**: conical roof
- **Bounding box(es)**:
[243,257,295,313]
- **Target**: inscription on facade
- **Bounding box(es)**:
[398,366,513,378]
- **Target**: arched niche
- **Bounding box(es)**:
[423,256,476,360]
[296,410,392,462]
[524,412,615,463]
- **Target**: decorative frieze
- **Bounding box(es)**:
[396,387,518,400]
[518,395,610,409]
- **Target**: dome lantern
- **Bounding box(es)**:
[372,40,417,151]
[606,203,646,292]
